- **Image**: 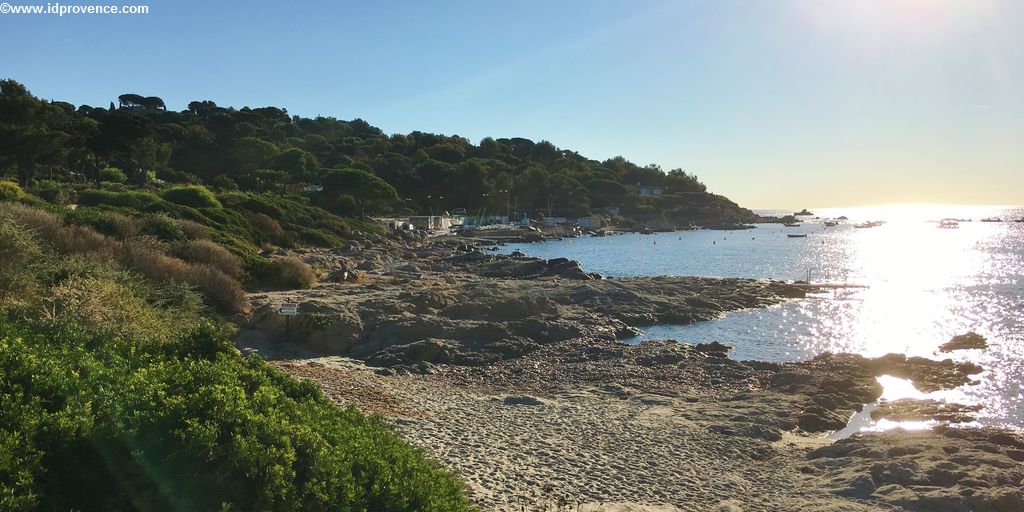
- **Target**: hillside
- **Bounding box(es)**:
[0,79,755,229]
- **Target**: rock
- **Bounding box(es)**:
[366,338,454,366]
[503,395,546,406]
[356,259,376,270]
[837,475,876,498]
[870,461,922,486]
[939,332,989,352]
[967,488,1024,512]
[695,341,733,354]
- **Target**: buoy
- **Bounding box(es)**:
[713,240,716,245]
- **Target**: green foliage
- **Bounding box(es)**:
[99,166,128,184]
[321,168,398,214]
[2,76,753,236]
[161,185,222,209]
[78,189,164,210]
[0,181,25,201]
[0,321,471,511]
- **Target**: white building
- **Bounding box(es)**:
[637,185,663,197]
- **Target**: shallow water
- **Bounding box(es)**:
[498,205,1024,429]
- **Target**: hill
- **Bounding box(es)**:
[0,78,755,230]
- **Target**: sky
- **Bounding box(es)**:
[2,0,1022,208]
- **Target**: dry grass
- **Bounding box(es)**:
[172,239,244,278]
[102,211,143,238]
[245,211,285,238]
[53,225,117,258]
[270,256,317,289]
[1,204,248,314]
[0,202,63,241]
[188,264,248,314]
[178,219,212,240]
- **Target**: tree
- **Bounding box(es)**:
[274,147,319,181]
[664,168,706,193]
[586,179,626,209]
[321,168,398,215]
[231,137,280,173]
[0,80,69,186]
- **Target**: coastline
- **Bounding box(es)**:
[238,233,1024,512]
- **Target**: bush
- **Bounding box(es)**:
[172,239,243,278]
[99,167,128,184]
[118,240,246,313]
[0,214,41,303]
[0,202,63,240]
[78,190,164,210]
[30,180,74,205]
[0,181,25,201]
[187,264,248,314]
[141,214,186,241]
[177,219,211,240]
[66,209,143,239]
[0,321,471,511]
[244,211,284,238]
[161,185,222,209]
[267,256,316,289]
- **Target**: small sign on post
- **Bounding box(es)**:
[279,303,298,343]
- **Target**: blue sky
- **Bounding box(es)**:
[2,0,1022,207]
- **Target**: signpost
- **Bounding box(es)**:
[279,303,298,343]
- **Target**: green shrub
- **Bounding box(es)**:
[0,181,25,201]
[78,190,164,210]
[29,180,74,205]
[65,208,143,239]
[141,214,186,241]
[0,321,471,511]
[99,167,128,184]
[161,185,222,209]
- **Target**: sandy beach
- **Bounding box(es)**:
[242,233,1024,512]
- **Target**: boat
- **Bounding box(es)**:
[783,222,801,227]
[787,234,807,238]
[854,220,884,229]
[837,216,849,220]
[823,221,838,227]
[937,219,960,229]
[981,217,1001,223]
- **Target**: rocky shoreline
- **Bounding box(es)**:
[238,233,1023,512]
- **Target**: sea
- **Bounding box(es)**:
[497,205,1024,433]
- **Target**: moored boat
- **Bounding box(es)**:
[787,234,807,238]
[938,219,960,229]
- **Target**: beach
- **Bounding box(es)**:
[239,232,1024,512]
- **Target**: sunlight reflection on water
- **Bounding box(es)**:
[498,205,1024,427]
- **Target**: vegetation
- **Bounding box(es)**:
[0,78,754,227]
[0,76,759,509]
[0,210,472,511]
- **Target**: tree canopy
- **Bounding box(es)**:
[0,79,753,225]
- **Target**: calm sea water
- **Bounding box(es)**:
[498,205,1024,429]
